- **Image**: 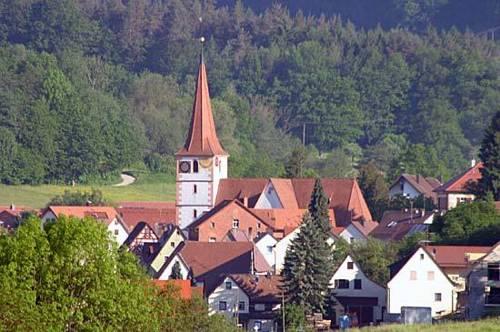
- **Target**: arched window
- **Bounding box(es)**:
[193,160,199,173]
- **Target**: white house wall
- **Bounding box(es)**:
[208,277,250,319]
[274,227,300,273]
[255,234,278,268]
[157,255,190,280]
[107,219,129,246]
[329,256,386,322]
[389,181,421,199]
[387,248,455,317]
[339,225,366,244]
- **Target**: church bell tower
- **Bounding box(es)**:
[175,50,228,229]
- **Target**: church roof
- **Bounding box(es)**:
[176,57,227,157]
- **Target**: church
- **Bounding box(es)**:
[175,54,376,242]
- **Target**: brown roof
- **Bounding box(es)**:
[423,245,491,268]
[215,179,269,207]
[228,274,282,303]
[117,206,176,230]
[176,58,227,157]
[180,241,253,278]
[370,209,433,241]
[434,162,483,193]
[391,174,441,200]
[118,201,175,209]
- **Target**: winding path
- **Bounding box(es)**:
[113,173,136,187]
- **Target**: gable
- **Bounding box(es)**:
[255,182,283,209]
[388,248,454,287]
[158,253,190,280]
[330,255,385,291]
[150,229,186,272]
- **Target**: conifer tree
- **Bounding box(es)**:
[479,111,500,200]
[283,179,334,314]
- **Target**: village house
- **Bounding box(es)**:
[254,233,278,269]
[207,274,282,332]
[370,209,434,241]
[387,246,456,318]
[434,161,483,211]
[122,221,160,256]
[117,201,176,236]
[0,205,32,231]
[41,206,129,245]
[328,255,386,327]
[389,174,441,204]
[141,224,186,275]
[466,242,500,319]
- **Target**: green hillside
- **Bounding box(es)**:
[0,174,176,208]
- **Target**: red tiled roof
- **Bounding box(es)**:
[228,274,282,303]
[176,58,227,156]
[117,207,176,230]
[46,206,121,226]
[370,209,433,241]
[215,179,269,207]
[434,162,483,193]
[180,241,253,278]
[423,245,491,268]
[153,279,198,300]
[269,178,299,209]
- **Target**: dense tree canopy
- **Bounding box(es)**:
[0,1,498,184]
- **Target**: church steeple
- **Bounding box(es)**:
[176,51,227,157]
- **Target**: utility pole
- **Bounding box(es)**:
[302,123,306,146]
[282,290,286,332]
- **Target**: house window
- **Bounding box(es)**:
[267,246,273,254]
[347,262,354,270]
[193,160,199,173]
[211,222,215,228]
[410,271,417,280]
[193,185,197,194]
[209,237,216,242]
[488,264,500,281]
[420,253,425,260]
[254,304,265,311]
[335,279,349,289]
[232,219,239,229]
[193,209,197,219]
[350,237,355,244]
[114,229,119,236]
[427,271,435,280]
[219,301,227,311]
[170,241,175,248]
[257,223,261,229]
[238,301,245,311]
[400,181,404,191]
[434,293,442,302]
[225,281,232,290]
[354,279,362,289]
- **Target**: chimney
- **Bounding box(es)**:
[416,174,421,184]
[471,159,476,168]
[243,196,249,207]
[10,203,15,211]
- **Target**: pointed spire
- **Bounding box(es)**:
[176,48,227,157]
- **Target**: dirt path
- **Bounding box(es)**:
[113,173,136,187]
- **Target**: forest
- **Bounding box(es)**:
[0,0,498,184]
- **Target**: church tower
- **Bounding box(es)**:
[175,53,228,229]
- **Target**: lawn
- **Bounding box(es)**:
[0,173,176,208]
[352,318,500,331]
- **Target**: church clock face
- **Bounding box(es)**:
[179,161,191,173]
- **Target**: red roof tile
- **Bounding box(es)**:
[390,174,441,201]
[46,206,121,226]
[118,201,175,209]
[370,209,433,241]
[153,279,198,300]
[176,58,227,157]
[423,245,491,268]
[228,274,282,303]
[117,207,176,230]
[269,178,299,209]
[215,179,269,207]
[435,162,483,193]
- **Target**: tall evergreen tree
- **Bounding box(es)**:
[283,179,334,314]
[285,146,306,178]
[479,111,500,200]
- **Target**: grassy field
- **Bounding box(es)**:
[352,318,500,331]
[0,173,176,208]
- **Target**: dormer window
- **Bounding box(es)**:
[193,160,199,173]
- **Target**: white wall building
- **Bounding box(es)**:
[329,255,386,326]
[255,233,278,269]
[387,247,455,317]
[207,276,250,319]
